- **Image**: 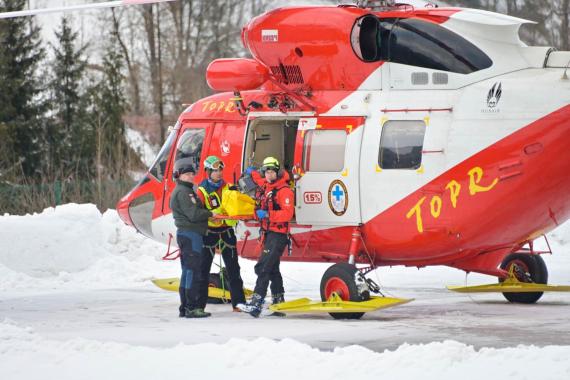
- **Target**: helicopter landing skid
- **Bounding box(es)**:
[268,292,412,315]
[447,265,570,294]
[151,277,254,299]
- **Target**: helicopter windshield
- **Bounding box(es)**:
[352,16,492,74]
[172,128,206,179]
[148,128,176,182]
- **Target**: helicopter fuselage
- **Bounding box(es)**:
[118,5,570,278]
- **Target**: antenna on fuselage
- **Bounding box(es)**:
[562,60,570,80]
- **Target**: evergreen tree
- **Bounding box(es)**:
[48,16,92,178]
[89,39,131,180]
[0,0,46,178]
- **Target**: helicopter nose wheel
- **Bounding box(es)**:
[320,263,370,319]
[499,253,548,304]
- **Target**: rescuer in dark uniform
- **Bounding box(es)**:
[196,155,246,312]
[241,157,295,318]
[170,158,213,318]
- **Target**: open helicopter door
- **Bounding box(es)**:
[294,117,365,226]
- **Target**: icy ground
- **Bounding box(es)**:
[1,204,570,379]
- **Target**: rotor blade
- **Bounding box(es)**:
[0,0,176,19]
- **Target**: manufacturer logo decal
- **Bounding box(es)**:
[303,192,322,204]
[482,82,502,113]
[220,140,231,156]
[487,82,502,108]
[328,180,348,216]
[262,29,278,43]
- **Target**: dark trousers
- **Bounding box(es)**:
[198,228,246,308]
[177,231,204,311]
[253,231,288,299]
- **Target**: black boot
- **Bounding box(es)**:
[184,307,211,318]
[272,293,285,304]
[182,288,212,318]
[247,293,264,318]
[178,287,186,318]
[270,293,286,317]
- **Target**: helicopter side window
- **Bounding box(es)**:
[172,128,206,179]
[303,130,347,172]
[378,121,426,170]
[148,130,176,182]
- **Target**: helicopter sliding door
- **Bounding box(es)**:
[294,117,364,226]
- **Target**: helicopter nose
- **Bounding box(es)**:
[116,197,133,226]
[116,179,157,239]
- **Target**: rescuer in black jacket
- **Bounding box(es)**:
[170,158,213,318]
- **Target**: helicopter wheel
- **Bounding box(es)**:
[320,263,369,320]
[207,271,230,304]
[499,253,548,304]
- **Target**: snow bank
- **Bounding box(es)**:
[1,203,569,294]
[0,204,175,292]
[0,320,568,380]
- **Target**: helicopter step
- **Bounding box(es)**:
[151,277,254,302]
[268,292,412,317]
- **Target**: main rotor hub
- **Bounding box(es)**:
[356,0,396,10]
[355,0,437,11]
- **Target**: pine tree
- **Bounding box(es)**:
[89,39,131,180]
[48,16,91,179]
[0,0,46,178]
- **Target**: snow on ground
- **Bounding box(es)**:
[1,204,570,379]
[1,320,569,380]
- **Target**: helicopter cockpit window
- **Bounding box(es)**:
[352,16,492,74]
[303,130,347,172]
[148,129,176,182]
[172,128,206,179]
[378,120,426,170]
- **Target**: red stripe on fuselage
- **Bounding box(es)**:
[363,105,570,266]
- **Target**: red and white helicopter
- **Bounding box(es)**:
[6,0,570,318]
[116,0,570,318]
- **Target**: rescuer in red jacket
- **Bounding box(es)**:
[240,157,295,317]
